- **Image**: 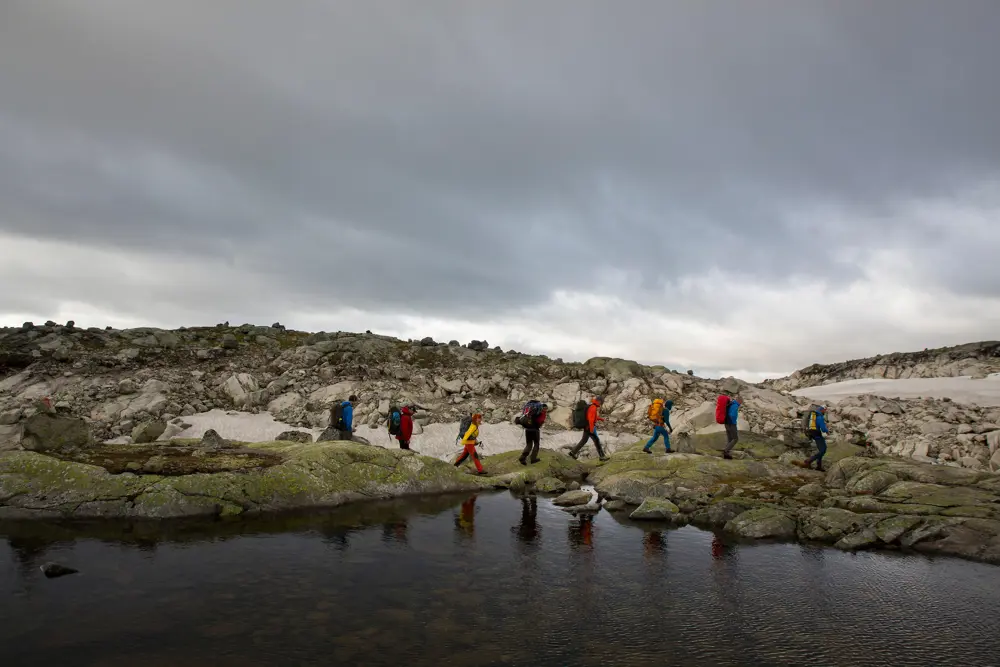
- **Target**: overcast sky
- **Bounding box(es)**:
[2,1,999,380]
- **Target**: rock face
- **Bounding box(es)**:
[2,323,1000,472]
[767,341,1000,391]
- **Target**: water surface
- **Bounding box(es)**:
[2,492,998,666]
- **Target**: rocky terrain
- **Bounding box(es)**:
[2,322,1000,472]
[765,341,1000,392]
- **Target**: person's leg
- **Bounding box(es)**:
[593,432,607,459]
[662,427,672,452]
[723,423,738,456]
[529,430,541,462]
[454,449,469,466]
[469,445,484,473]
[399,439,410,450]
[813,434,827,470]
[570,430,589,457]
[519,431,533,464]
[644,428,659,451]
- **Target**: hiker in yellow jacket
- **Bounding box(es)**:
[453,413,487,475]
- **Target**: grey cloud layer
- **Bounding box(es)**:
[2,1,999,332]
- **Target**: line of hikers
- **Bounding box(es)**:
[328,391,832,473]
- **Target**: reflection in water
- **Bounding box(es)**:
[2,492,999,667]
[454,495,477,539]
[512,495,539,544]
[568,512,595,549]
[643,530,665,558]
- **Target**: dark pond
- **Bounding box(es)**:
[2,492,999,666]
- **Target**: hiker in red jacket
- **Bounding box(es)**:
[569,396,608,461]
[396,405,414,450]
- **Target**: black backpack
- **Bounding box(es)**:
[517,400,544,428]
[457,415,473,442]
[571,400,589,430]
[387,406,402,436]
[330,401,346,430]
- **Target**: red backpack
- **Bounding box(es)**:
[715,395,731,424]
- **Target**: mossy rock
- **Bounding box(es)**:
[0,441,486,520]
[54,443,284,476]
[724,506,797,539]
[478,449,591,484]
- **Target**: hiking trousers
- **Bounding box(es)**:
[723,423,739,453]
[454,443,484,472]
[645,425,671,451]
[397,439,410,450]
[806,432,827,467]
[571,429,605,458]
[520,429,541,462]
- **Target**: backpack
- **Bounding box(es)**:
[714,395,731,424]
[330,401,346,429]
[571,400,589,430]
[457,415,473,442]
[518,400,544,429]
[387,406,402,436]
[647,399,664,423]
[801,406,819,434]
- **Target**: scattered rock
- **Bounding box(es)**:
[20,414,92,453]
[40,562,78,578]
[275,430,313,443]
[630,497,682,521]
[552,490,593,507]
[199,429,230,449]
[131,420,167,444]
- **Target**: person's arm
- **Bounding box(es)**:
[663,409,672,431]
[587,405,597,431]
[401,415,413,440]
[818,413,828,433]
[463,423,478,444]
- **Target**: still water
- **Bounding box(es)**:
[2,492,999,667]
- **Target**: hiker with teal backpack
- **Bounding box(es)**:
[330,395,358,441]
[387,404,414,450]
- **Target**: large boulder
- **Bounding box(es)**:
[630,497,683,522]
[131,420,167,444]
[725,507,797,539]
[20,414,92,453]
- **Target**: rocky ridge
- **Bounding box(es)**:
[765,341,1000,392]
[2,322,1000,471]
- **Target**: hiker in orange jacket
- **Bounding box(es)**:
[569,396,608,461]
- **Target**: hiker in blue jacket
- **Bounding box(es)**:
[802,405,830,471]
[722,394,742,459]
[335,395,358,440]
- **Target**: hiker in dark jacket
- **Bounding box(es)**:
[569,396,608,461]
[722,394,742,459]
[397,405,414,450]
[518,401,548,466]
[801,406,830,471]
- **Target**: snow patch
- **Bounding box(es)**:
[792,376,1000,407]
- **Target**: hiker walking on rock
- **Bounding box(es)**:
[801,405,830,472]
[454,413,487,475]
[396,405,414,450]
[569,396,608,461]
[517,400,547,466]
[331,395,358,441]
[643,399,674,454]
[722,394,742,459]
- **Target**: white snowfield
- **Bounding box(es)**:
[792,374,1000,407]
[168,409,641,462]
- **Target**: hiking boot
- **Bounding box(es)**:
[722,452,733,460]
[802,459,813,469]
[518,457,527,466]
[664,448,673,454]
[816,464,825,473]
[568,451,579,460]
[599,456,610,462]
[475,470,488,476]
[642,448,652,455]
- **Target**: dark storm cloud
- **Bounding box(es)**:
[1,0,999,320]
